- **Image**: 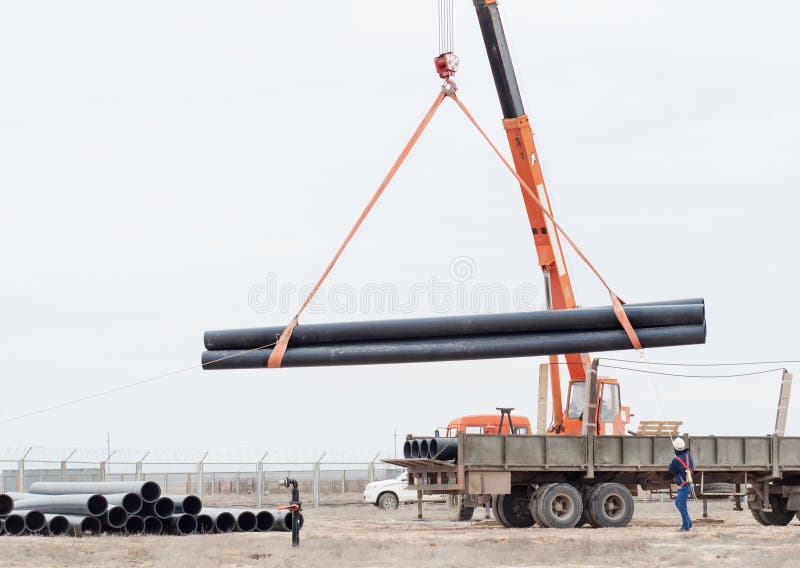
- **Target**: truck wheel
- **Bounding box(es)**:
[496,486,535,528]
[448,494,475,521]
[535,483,583,529]
[578,485,600,528]
[750,496,793,526]
[492,495,511,527]
[588,483,634,528]
[377,492,399,510]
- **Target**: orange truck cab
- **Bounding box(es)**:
[562,377,631,435]
[443,414,532,436]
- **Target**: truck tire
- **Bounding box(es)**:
[588,483,634,528]
[492,495,511,527]
[496,486,535,528]
[448,494,475,521]
[750,496,793,526]
[535,483,583,529]
[580,485,601,528]
[695,483,735,499]
[377,492,399,510]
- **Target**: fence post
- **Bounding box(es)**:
[60,449,77,481]
[16,447,32,492]
[341,469,346,496]
[368,453,380,483]
[135,451,150,481]
[256,451,268,508]
[313,452,326,509]
[196,452,208,499]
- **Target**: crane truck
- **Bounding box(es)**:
[386,0,800,529]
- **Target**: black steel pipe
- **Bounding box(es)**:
[203,324,706,370]
[97,505,127,529]
[256,510,275,532]
[125,515,145,535]
[63,515,102,536]
[419,439,430,459]
[195,514,215,534]
[143,516,163,535]
[29,481,161,503]
[202,510,236,533]
[428,437,458,461]
[0,518,4,536]
[410,440,421,459]
[7,492,108,516]
[168,494,202,516]
[138,496,175,519]
[165,513,197,535]
[106,493,143,514]
[13,510,47,533]
[204,301,704,350]
[3,513,26,536]
[0,493,13,515]
[403,440,413,459]
[44,514,71,536]
[272,510,304,532]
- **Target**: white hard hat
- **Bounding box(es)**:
[672,438,686,451]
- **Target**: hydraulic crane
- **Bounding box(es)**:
[464,0,630,435]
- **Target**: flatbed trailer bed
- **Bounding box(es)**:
[385,433,800,528]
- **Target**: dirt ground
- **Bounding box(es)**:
[1,500,799,567]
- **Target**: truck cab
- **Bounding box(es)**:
[563,377,631,435]
[443,413,532,436]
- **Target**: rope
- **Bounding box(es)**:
[599,357,800,367]
[267,92,447,368]
[0,342,277,425]
[448,94,643,351]
[600,364,787,379]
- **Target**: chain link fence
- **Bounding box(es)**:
[0,450,402,508]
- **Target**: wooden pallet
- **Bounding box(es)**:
[635,420,682,436]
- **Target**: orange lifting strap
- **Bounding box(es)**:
[268,90,641,368]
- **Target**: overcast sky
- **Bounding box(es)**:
[1,1,799,462]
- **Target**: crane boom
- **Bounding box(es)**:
[472,0,590,432]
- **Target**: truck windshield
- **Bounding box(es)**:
[567,382,586,419]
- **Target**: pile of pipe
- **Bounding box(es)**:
[0,481,303,537]
[202,298,706,370]
[404,438,457,461]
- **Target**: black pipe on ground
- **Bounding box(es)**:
[63,515,102,536]
[29,481,161,503]
[203,324,706,370]
[256,511,275,532]
[168,495,202,516]
[428,437,458,461]
[143,516,163,535]
[106,493,143,514]
[13,510,46,533]
[138,497,175,519]
[3,514,26,536]
[272,510,304,532]
[195,514,215,534]
[44,514,71,536]
[0,493,13,515]
[125,515,145,535]
[6,492,108,516]
[165,514,197,535]
[203,510,236,533]
[204,300,704,350]
[97,505,127,529]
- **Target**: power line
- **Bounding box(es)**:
[600,364,787,379]
[600,358,800,367]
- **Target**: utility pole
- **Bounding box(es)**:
[106,433,111,461]
[393,428,397,459]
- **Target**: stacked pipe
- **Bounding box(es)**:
[404,437,458,461]
[201,299,706,370]
[0,481,303,537]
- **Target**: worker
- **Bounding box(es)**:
[668,437,694,531]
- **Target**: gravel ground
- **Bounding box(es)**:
[0,500,798,567]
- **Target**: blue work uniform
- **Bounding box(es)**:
[668,448,694,530]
